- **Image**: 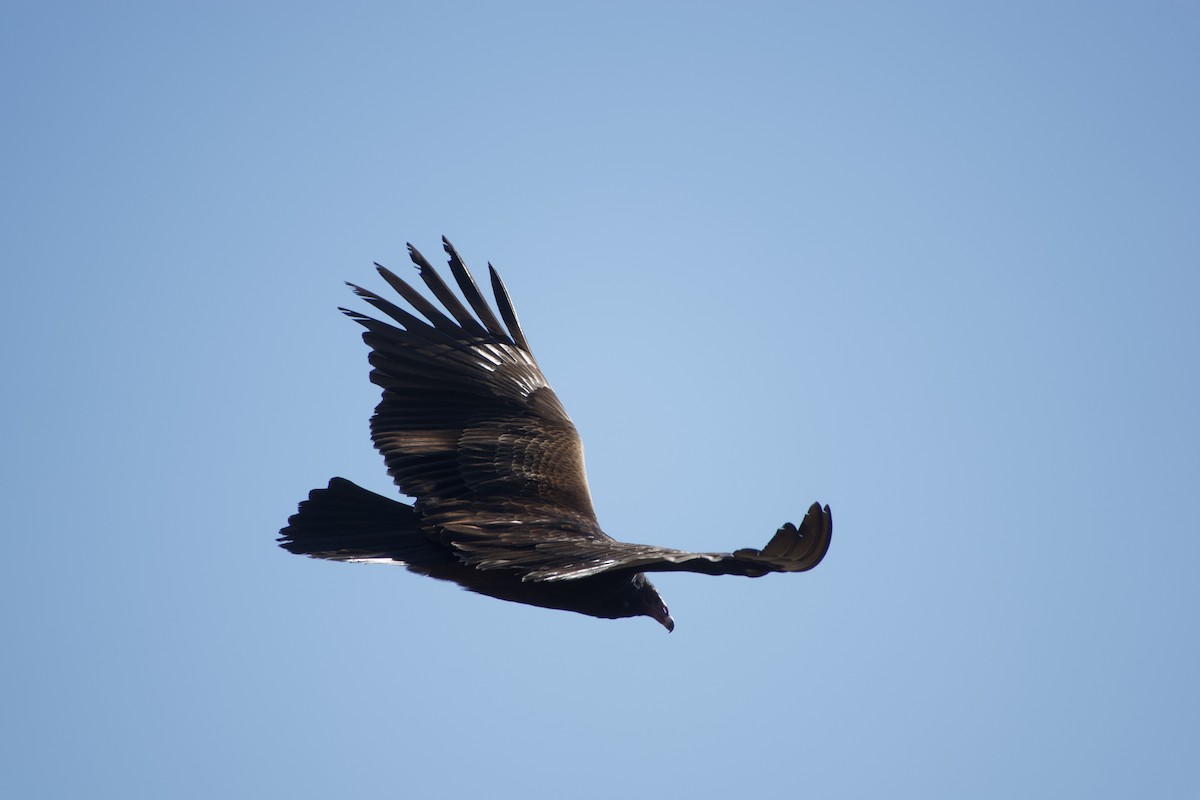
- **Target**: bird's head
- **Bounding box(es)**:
[636,576,674,633]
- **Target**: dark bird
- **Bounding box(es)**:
[279,238,832,631]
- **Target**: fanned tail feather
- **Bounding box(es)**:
[278,477,453,568]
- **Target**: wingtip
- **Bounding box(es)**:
[801,501,833,569]
[407,243,433,272]
[797,501,831,531]
[756,501,832,569]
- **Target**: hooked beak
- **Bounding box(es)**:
[640,580,673,632]
[650,607,674,633]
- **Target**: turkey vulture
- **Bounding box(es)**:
[279,238,832,631]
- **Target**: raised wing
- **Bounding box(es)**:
[452,502,832,581]
[345,238,603,539]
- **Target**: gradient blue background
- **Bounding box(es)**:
[4,2,1197,797]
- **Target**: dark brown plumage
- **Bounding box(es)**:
[279,238,831,631]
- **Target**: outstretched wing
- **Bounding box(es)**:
[344,238,605,542]
[453,502,832,581]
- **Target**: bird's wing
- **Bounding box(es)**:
[345,238,605,540]
[451,502,832,580]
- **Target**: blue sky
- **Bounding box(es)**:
[3,2,1198,797]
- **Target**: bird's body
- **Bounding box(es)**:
[279,239,831,631]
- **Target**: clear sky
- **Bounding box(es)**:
[3,2,1197,797]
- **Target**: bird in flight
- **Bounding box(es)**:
[279,238,831,631]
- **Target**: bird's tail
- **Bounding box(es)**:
[278,477,453,568]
